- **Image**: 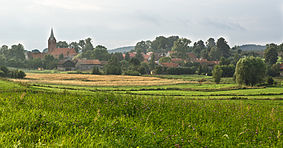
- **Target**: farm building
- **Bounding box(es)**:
[57,60,76,71]
[76,59,102,71]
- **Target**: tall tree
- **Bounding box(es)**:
[57,41,68,48]
[149,53,156,70]
[206,38,216,50]
[135,41,149,53]
[82,38,94,52]
[69,42,81,53]
[172,38,191,58]
[193,40,206,58]
[93,45,109,61]
[264,44,278,65]
[105,55,122,75]
[216,37,230,58]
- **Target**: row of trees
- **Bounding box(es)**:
[135,36,241,61]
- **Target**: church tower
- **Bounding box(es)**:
[48,28,57,53]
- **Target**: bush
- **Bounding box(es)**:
[167,67,195,75]
[0,70,4,77]
[220,64,235,77]
[212,65,223,84]
[267,77,275,85]
[17,71,26,79]
[124,70,141,76]
[92,67,101,75]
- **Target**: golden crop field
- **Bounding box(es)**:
[11,73,191,86]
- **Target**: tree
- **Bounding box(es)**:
[212,65,223,84]
[135,50,144,62]
[82,38,93,52]
[93,45,109,61]
[216,37,230,58]
[172,38,191,58]
[135,41,149,53]
[57,41,68,48]
[192,40,205,58]
[264,44,278,65]
[69,42,81,53]
[105,55,122,75]
[206,38,216,50]
[235,56,266,86]
[209,46,221,60]
[149,53,156,70]
[92,66,101,75]
[125,52,130,61]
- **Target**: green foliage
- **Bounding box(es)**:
[0,66,26,79]
[105,55,122,75]
[235,56,266,86]
[172,38,191,58]
[124,70,141,76]
[135,41,150,53]
[125,52,130,61]
[216,37,231,58]
[151,36,179,52]
[134,50,144,62]
[92,66,101,75]
[149,53,155,70]
[158,57,171,63]
[56,41,68,48]
[43,55,58,70]
[266,64,280,77]
[93,45,110,61]
[264,44,278,65]
[212,65,223,84]
[267,77,275,85]
[138,62,150,75]
[219,64,235,77]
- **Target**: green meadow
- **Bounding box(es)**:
[0,74,282,147]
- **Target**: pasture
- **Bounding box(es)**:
[0,73,282,147]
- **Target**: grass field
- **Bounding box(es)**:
[1,74,282,147]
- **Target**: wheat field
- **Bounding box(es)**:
[11,73,191,86]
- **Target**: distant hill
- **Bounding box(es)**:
[239,44,266,51]
[108,46,135,53]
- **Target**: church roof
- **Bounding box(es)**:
[48,48,77,58]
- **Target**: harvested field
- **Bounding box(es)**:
[11,73,191,86]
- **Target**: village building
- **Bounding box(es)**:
[75,59,102,71]
[57,60,76,71]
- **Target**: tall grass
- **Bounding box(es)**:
[0,91,281,147]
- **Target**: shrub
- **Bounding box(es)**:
[124,70,141,76]
[267,77,275,85]
[212,65,223,84]
[92,67,101,75]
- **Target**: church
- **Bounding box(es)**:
[47,29,77,59]
[28,29,77,60]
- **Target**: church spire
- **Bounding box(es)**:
[50,28,55,39]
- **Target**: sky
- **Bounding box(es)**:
[0,0,282,51]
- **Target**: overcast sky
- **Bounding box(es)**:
[0,0,282,51]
